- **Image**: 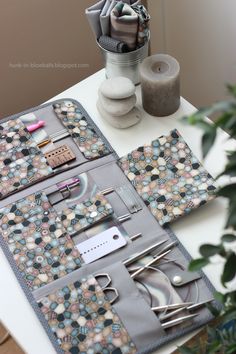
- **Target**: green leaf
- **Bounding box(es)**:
[218,184,236,199]
[226,203,236,228]
[221,252,236,284]
[227,84,236,97]
[225,115,236,131]
[217,162,236,178]
[226,345,236,354]
[206,303,221,317]
[207,325,218,340]
[200,244,222,258]
[202,128,217,158]
[222,309,236,323]
[221,234,236,242]
[189,257,209,271]
[215,111,235,128]
[214,291,225,303]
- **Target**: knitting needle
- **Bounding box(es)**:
[153,241,178,258]
[117,214,131,222]
[152,302,194,312]
[161,314,198,329]
[159,306,189,321]
[130,249,172,279]
[123,239,168,266]
[187,299,214,311]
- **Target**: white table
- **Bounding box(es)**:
[0,70,233,354]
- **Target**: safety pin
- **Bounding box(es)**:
[59,178,80,193]
[123,239,167,266]
[130,249,172,279]
[161,314,198,329]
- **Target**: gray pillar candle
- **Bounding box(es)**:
[140,54,180,116]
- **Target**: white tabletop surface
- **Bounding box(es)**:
[0,69,234,354]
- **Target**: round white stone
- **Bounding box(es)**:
[100,77,135,99]
[97,101,141,129]
[98,90,136,116]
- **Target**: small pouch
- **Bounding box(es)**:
[38,274,136,353]
[0,119,53,199]
[53,100,110,160]
[0,192,83,290]
[118,129,216,225]
[58,193,114,236]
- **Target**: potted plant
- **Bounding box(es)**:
[179,85,236,353]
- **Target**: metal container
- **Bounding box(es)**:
[97,39,149,85]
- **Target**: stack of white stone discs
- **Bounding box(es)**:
[97,77,142,129]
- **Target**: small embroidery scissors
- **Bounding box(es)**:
[94,273,119,305]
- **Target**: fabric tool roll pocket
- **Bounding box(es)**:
[118,129,216,226]
[0,192,83,290]
[0,119,53,199]
[53,100,111,160]
[38,273,137,353]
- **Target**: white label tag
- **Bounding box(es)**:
[77,227,127,264]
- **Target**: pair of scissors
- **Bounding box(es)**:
[94,273,119,304]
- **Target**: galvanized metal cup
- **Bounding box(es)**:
[97,38,150,85]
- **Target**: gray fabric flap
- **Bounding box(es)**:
[99,262,165,351]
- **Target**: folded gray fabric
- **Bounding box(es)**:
[98,35,129,52]
[132,4,150,46]
[100,0,116,36]
[110,2,138,51]
[86,0,140,39]
[85,0,106,39]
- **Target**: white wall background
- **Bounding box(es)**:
[148,0,236,108]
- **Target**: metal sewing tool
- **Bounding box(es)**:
[153,241,178,258]
[152,302,194,312]
[94,273,119,304]
[116,185,142,214]
[161,314,198,329]
[130,233,142,241]
[38,129,70,148]
[123,239,167,266]
[130,249,172,279]
[117,213,131,223]
[101,187,114,195]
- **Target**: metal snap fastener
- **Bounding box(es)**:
[172,275,182,285]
